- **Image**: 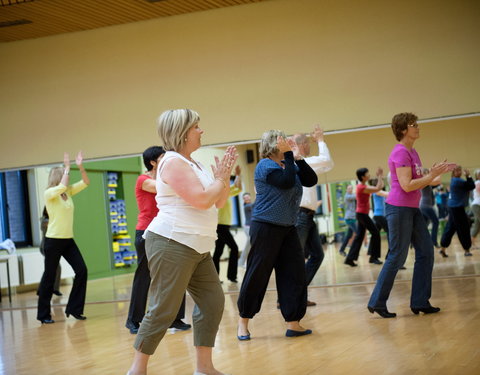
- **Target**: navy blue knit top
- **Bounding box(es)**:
[252,151,317,226]
[448,177,475,207]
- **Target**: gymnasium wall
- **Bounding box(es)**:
[0,0,479,170]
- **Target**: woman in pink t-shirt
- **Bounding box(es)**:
[368,112,455,318]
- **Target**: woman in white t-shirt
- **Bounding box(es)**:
[127,109,237,375]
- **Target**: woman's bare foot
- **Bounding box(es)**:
[237,317,250,336]
[286,321,308,331]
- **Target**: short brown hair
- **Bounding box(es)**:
[391,112,418,141]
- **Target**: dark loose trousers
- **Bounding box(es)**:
[37,238,88,320]
[212,224,239,282]
[237,220,307,322]
[126,230,185,326]
[440,206,472,250]
[346,213,381,262]
[420,207,439,247]
[369,204,434,309]
[339,219,357,254]
[296,209,325,286]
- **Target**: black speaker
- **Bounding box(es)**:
[246,149,254,164]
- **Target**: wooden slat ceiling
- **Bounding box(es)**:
[0,0,268,43]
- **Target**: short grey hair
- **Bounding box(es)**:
[157,109,200,152]
[260,130,287,159]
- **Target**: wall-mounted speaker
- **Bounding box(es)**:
[246,149,254,164]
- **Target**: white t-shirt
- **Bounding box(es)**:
[299,141,334,211]
[472,180,480,206]
[146,151,218,254]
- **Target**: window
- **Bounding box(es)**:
[0,171,32,247]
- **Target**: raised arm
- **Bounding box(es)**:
[295,159,318,187]
[61,152,70,187]
[397,161,455,192]
[233,165,242,190]
[305,125,334,174]
[75,151,90,185]
[161,146,237,210]
[363,168,384,194]
[141,178,157,194]
[266,151,297,189]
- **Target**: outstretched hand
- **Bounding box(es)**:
[212,145,238,183]
[277,136,293,154]
[376,167,384,177]
[63,152,70,168]
[75,151,84,166]
[430,160,456,178]
[311,125,324,142]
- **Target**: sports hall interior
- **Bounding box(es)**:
[0,0,479,374]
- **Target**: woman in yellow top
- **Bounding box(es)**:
[37,151,90,324]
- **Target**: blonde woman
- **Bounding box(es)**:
[37,151,89,324]
[127,109,237,375]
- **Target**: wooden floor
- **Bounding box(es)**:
[1,239,480,375]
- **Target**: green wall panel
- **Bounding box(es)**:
[69,156,142,280]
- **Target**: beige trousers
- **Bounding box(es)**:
[133,231,225,355]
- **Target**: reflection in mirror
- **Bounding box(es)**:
[1,146,479,310]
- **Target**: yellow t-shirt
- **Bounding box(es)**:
[217,186,241,225]
[45,181,88,239]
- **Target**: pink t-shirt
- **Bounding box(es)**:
[386,144,423,208]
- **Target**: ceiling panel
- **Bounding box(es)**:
[0,0,268,42]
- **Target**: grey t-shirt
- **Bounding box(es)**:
[344,193,356,220]
[244,203,253,226]
[420,185,435,208]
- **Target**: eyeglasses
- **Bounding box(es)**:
[408,123,419,128]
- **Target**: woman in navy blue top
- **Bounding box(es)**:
[237,130,317,340]
[439,166,475,257]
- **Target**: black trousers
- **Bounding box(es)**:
[127,230,185,325]
[38,237,61,293]
[440,206,472,250]
[212,224,239,281]
[37,238,88,320]
[346,213,381,261]
[237,221,307,322]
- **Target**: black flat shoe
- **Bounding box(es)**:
[439,250,448,258]
[369,258,383,265]
[125,321,140,334]
[66,313,87,320]
[411,306,441,315]
[368,306,396,318]
[344,259,357,267]
[285,329,312,337]
[40,319,55,324]
[169,319,191,331]
[53,290,63,296]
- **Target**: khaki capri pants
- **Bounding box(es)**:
[133,231,225,355]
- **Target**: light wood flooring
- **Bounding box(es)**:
[1,238,480,375]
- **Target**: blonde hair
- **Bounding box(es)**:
[260,130,287,159]
[47,167,64,188]
[157,109,200,151]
